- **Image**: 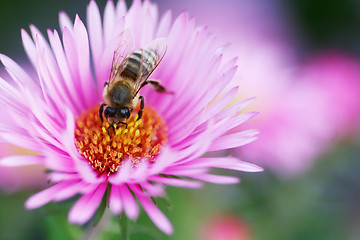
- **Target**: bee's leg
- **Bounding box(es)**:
[108,121,128,134]
[99,103,106,123]
[118,122,128,128]
[145,80,174,94]
[137,96,145,120]
[108,122,116,135]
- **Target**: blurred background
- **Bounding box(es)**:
[1,0,360,239]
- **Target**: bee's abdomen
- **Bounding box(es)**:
[120,49,158,81]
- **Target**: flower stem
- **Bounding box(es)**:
[119,213,129,240]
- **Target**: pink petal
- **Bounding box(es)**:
[59,11,73,32]
[87,0,103,81]
[53,181,90,202]
[103,0,116,45]
[188,173,240,185]
[29,24,52,58]
[25,180,78,209]
[209,129,259,151]
[215,97,256,120]
[0,132,41,153]
[0,53,37,89]
[224,112,259,132]
[200,87,239,124]
[0,155,44,167]
[109,185,123,214]
[68,182,107,224]
[130,159,149,181]
[109,159,132,184]
[115,0,127,17]
[62,27,86,108]
[162,166,208,176]
[47,29,82,114]
[120,184,139,220]
[140,181,164,197]
[182,157,263,172]
[48,172,80,183]
[21,29,37,68]
[0,80,28,116]
[156,10,172,38]
[131,185,173,235]
[171,120,215,160]
[149,175,203,188]
[149,147,178,174]
[231,161,264,172]
[73,15,96,108]
[62,109,100,183]
[43,153,75,173]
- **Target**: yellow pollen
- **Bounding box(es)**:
[74,105,167,175]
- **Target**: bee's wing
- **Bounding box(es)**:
[109,30,135,82]
[134,38,167,91]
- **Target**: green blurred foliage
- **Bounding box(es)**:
[290,0,360,56]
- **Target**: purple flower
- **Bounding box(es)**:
[0,0,262,234]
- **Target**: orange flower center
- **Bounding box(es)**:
[74,105,167,175]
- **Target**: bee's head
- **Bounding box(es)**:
[104,106,131,121]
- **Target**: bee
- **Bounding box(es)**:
[99,34,169,132]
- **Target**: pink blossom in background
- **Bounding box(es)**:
[240,53,360,176]
[0,0,262,234]
[199,213,252,240]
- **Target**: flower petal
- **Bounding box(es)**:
[209,129,259,151]
[25,180,78,209]
[109,185,123,215]
[0,155,44,167]
[120,184,139,220]
[188,173,240,185]
[131,185,173,235]
[68,182,107,224]
[149,175,203,188]
[59,11,73,32]
[87,0,103,81]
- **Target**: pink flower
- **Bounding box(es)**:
[199,213,252,240]
[240,52,360,176]
[0,0,262,234]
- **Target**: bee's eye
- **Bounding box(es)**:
[119,108,131,119]
[104,107,116,118]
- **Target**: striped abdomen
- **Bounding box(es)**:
[120,49,158,81]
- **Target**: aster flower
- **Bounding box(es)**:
[0,0,262,234]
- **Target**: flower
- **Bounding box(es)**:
[199,213,252,240]
[240,52,360,176]
[0,0,262,234]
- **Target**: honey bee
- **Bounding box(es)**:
[99,34,169,132]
